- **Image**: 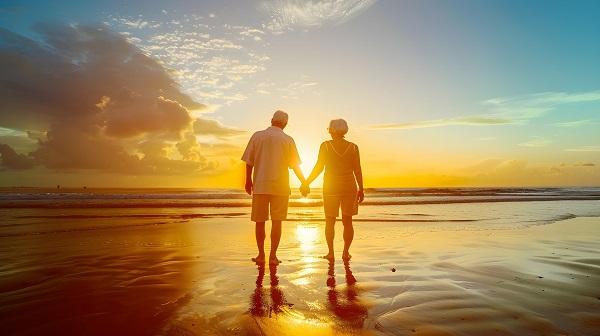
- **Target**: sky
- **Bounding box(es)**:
[0,0,599,188]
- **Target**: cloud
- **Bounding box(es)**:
[274,78,319,99]
[259,0,378,34]
[176,134,207,162]
[574,162,595,167]
[368,90,600,131]
[107,12,271,108]
[566,146,600,152]
[518,137,553,147]
[484,91,600,108]
[193,119,247,137]
[456,158,600,186]
[0,23,242,175]
[367,116,514,130]
[554,119,595,127]
[119,18,150,29]
[0,143,36,169]
[106,10,324,107]
[482,91,600,121]
[99,93,194,140]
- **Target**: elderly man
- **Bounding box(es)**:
[241,110,306,265]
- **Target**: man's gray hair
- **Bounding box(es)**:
[328,118,349,136]
[272,110,289,124]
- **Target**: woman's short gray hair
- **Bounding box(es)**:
[328,118,349,136]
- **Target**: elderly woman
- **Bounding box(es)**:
[301,119,364,260]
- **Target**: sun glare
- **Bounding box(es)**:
[295,225,319,253]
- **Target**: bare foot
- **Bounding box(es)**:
[321,254,335,260]
[269,257,281,265]
[342,252,352,260]
[252,255,266,263]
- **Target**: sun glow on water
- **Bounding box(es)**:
[297,197,312,204]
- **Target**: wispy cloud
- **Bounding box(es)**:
[566,146,600,152]
[259,0,378,34]
[368,116,514,130]
[483,91,600,108]
[481,91,600,122]
[106,7,325,108]
[574,161,596,167]
[275,80,319,99]
[518,137,553,147]
[553,119,595,127]
[106,12,270,108]
[368,90,600,130]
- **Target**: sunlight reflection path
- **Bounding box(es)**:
[295,224,319,253]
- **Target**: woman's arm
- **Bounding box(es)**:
[353,145,364,203]
[305,143,326,185]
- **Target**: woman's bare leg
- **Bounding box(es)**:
[341,215,353,260]
[322,216,336,259]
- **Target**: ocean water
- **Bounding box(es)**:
[1,187,599,238]
[1,187,600,336]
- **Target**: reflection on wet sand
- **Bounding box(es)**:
[244,263,318,336]
[244,260,370,336]
[327,260,369,330]
[248,264,290,318]
[240,255,376,335]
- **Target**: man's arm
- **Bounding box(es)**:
[292,165,309,197]
[245,164,253,195]
[292,166,306,184]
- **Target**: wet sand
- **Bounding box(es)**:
[1,215,599,335]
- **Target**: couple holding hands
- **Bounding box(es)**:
[242,110,364,265]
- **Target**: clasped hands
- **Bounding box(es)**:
[299,181,310,197]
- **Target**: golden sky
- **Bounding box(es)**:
[1,1,599,188]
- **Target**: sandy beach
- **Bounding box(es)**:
[0,210,600,335]
[1,213,599,335]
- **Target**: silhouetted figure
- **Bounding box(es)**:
[242,110,307,265]
[301,119,364,260]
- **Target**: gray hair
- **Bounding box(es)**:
[272,110,288,124]
[328,118,348,136]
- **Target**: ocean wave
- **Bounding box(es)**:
[2,195,600,208]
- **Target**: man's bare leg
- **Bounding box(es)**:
[322,216,336,260]
[269,220,282,264]
[252,221,266,263]
[341,215,353,260]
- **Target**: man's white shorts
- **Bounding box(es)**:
[251,194,290,222]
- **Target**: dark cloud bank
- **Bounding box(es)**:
[0,23,245,175]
